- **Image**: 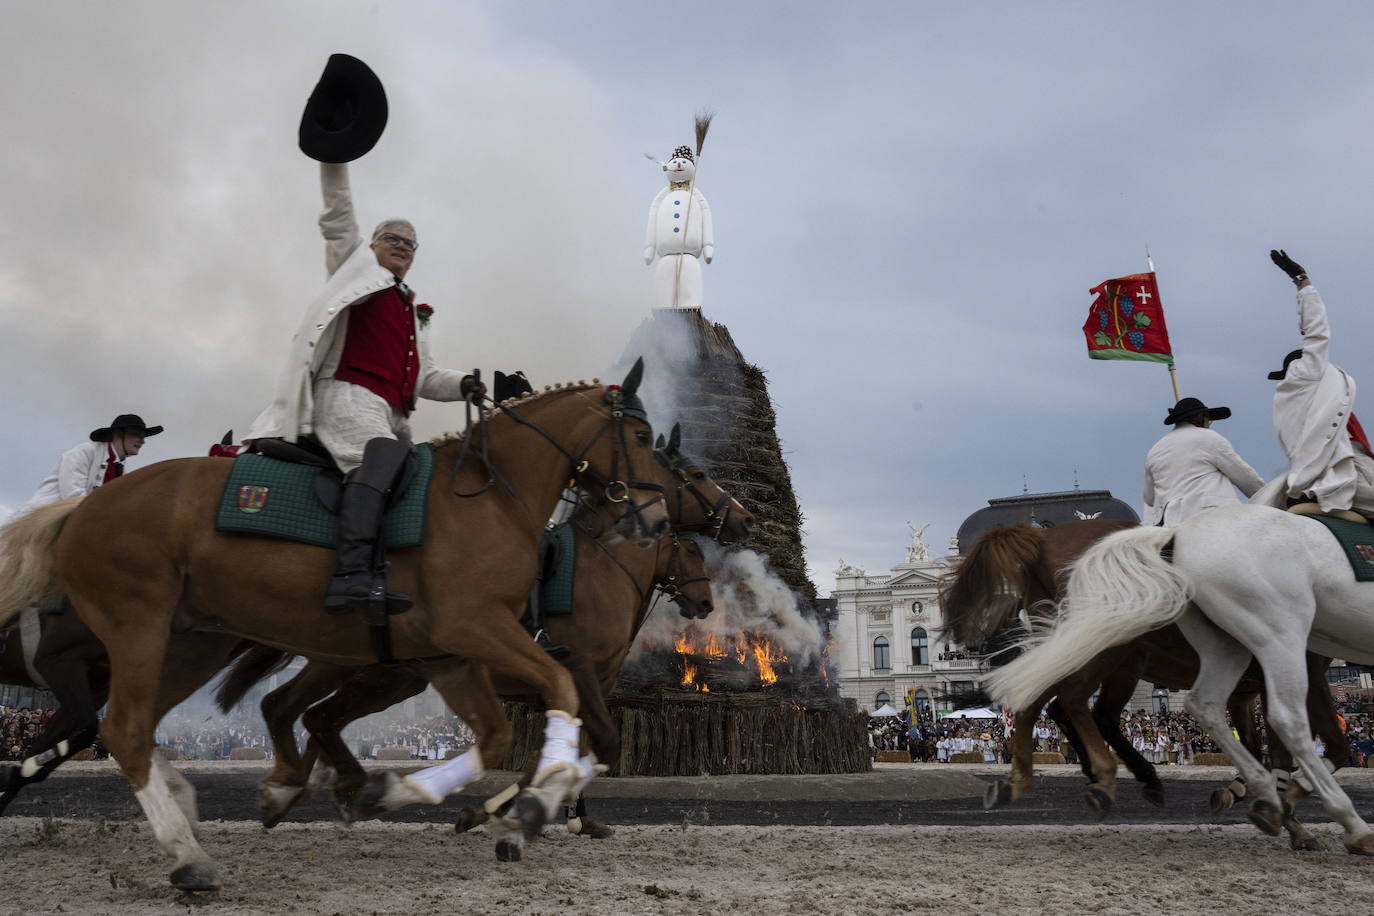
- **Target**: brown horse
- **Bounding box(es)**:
[225,530,715,849]
[0,370,679,891]
[219,433,744,850]
[943,520,1346,850]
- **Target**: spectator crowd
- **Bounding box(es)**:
[869,706,1374,768]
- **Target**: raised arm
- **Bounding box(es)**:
[319,162,363,278]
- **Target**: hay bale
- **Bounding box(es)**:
[229,747,267,760]
[1032,752,1066,765]
[70,748,94,762]
[375,747,413,760]
[1193,752,1232,766]
[155,747,184,761]
[874,750,910,763]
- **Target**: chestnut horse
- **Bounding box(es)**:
[943,520,1345,850]
[222,530,716,850]
[0,370,677,892]
[218,432,746,854]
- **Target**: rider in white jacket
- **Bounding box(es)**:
[1267,249,1374,523]
[1142,398,1264,525]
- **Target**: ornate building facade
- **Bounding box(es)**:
[829,527,980,715]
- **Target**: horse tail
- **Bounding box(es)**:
[0,498,82,617]
[215,644,296,713]
[939,524,1044,646]
[985,526,1189,712]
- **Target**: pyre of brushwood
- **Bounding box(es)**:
[623,308,816,601]
[499,691,869,776]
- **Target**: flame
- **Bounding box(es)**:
[753,638,781,685]
[670,628,789,688]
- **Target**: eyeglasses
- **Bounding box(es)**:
[378,232,418,252]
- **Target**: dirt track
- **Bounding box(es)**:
[4,763,1374,914]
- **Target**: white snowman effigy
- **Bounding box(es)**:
[644,117,714,310]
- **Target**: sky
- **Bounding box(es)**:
[4,1,1374,597]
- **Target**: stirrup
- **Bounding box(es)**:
[533,629,572,661]
[325,573,412,616]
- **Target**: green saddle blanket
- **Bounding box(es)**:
[539,523,577,616]
[215,445,433,549]
[1302,513,1374,582]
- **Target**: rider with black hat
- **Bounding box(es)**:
[16,414,164,516]
[1267,249,1373,523]
[244,55,484,615]
[1142,397,1264,526]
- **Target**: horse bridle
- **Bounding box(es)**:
[656,448,739,541]
[657,534,712,614]
[450,384,666,533]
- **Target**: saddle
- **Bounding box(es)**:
[215,440,432,549]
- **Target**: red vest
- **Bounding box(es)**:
[334,284,420,413]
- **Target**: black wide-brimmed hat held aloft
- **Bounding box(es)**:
[1268,349,1304,381]
[90,414,164,442]
[298,54,388,163]
[1164,397,1231,425]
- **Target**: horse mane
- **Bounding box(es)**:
[937,523,1044,647]
[428,380,602,447]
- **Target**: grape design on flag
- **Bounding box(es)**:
[1082,271,1173,364]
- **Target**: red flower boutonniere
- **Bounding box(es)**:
[415,303,434,328]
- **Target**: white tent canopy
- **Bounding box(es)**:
[941,706,1000,720]
[869,703,900,717]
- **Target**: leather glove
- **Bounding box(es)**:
[460,375,487,401]
[1270,249,1308,282]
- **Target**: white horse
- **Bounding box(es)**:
[985,502,1374,855]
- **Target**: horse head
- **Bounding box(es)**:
[655,423,754,544]
[659,534,714,620]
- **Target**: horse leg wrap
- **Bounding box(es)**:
[1226,774,1247,800]
[534,711,582,780]
[405,748,483,803]
[572,753,605,798]
[1293,757,1336,794]
[1271,768,1292,796]
[483,783,521,815]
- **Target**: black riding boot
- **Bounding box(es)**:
[324,437,413,616]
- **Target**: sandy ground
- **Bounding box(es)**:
[7,762,1374,914]
[3,818,1374,916]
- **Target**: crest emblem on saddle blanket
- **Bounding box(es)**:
[237,485,270,513]
[1355,544,1374,564]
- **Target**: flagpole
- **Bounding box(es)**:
[1148,246,1182,402]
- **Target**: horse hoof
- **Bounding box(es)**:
[332,791,358,825]
[1291,835,1326,853]
[1083,784,1113,819]
[1247,799,1284,837]
[511,795,548,840]
[984,781,1013,811]
[572,817,615,839]
[1209,788,1234,814]
[169,863,220,893]
[495,839,523,862]
[1343,834,1374,856]
[349,774,393,821]
[454,807,487,834]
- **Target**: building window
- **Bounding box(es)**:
[1152,687,1170,714]
[873,636,890,670]
[950,680,974,697]
[913,689,931,713]
[875,691,891,708]
[910,627,929,665]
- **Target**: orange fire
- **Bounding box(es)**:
[671,626,788,687]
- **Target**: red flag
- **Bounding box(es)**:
[1083,272,1173,364]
